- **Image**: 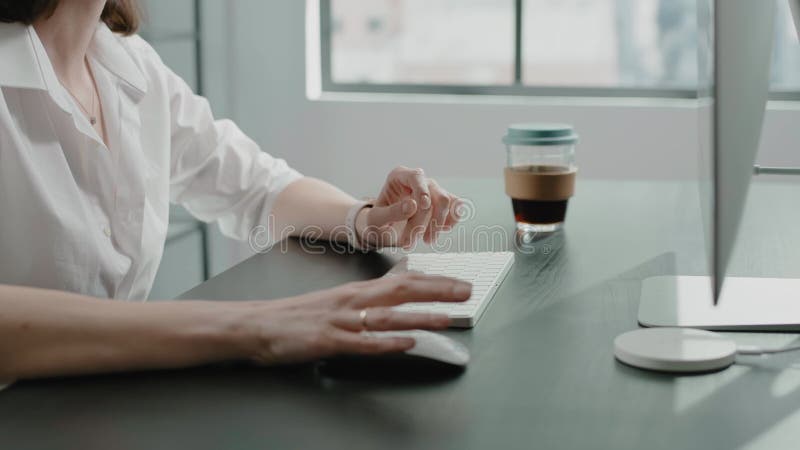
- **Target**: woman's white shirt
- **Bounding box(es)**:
[0,23,302,300]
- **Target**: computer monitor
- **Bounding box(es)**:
[638,0,800,330]
[710,0,775,301]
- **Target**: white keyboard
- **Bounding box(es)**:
[388,252,514,328]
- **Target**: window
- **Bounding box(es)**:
[329,0,515,86]
[321,0,800,99]
[772,0,800,97]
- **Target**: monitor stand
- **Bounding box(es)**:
[639,276,800,331]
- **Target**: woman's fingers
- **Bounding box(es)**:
[331,307,450,332]
[442,196,463,230]
[366,198,417,230]
[376,167,465,248]
[423,180,452,243]
[348,273,472,308]
[357,199,416,248]
[386,167,434,248]
[388,166,431,210]
[251,275,467,364]
[329,329,415,355]
[399,211,430,248]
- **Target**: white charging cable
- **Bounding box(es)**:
[736,344,800,355]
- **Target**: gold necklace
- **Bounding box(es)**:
[65,83,97,126]
[63,59,98,126]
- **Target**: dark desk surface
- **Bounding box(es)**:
[3,178,800,450]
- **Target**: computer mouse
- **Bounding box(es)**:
[317,330,470,382]
[370,330,470,366]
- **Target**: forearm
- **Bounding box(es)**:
[271,177,363,241]
[0,285,249,380]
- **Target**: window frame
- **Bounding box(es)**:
[319,0,800,101]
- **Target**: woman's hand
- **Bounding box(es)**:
[357,166,463,249]
[242,273,471,365]
[0,275,469,380]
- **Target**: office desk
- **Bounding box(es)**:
[2,179,800,450]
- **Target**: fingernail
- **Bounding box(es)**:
[455,281,472,298]
[421,194,431,210]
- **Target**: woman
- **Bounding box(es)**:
[0,0,470,382]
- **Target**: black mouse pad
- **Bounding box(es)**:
[316,353,466,383]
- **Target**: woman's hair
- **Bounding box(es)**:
[0,0,140,36]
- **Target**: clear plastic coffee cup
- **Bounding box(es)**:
[502,123,578,235]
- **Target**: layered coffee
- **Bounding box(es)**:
[504,165,577,225]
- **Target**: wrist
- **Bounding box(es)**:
[195,302,258,361]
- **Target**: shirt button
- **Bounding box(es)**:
[103,227,111,237]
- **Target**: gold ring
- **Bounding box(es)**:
[359,309,369,330]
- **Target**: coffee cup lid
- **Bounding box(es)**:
[502,123,578,146]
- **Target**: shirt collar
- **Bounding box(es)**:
[89,24,148,96]
[0,22,147,97]
[0,22,47,90]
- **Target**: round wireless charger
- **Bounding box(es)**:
[614,328,737,373]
